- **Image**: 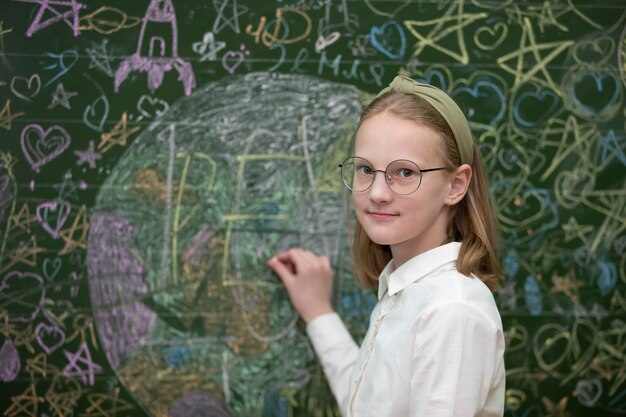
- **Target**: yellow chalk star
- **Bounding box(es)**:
[497,17,574,90]
[404,0,486,65]
[562,216,593,242]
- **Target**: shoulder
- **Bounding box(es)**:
[400,267,502,330]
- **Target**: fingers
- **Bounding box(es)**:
[268,248,330,279]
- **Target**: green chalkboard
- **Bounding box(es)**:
[0,1,625,416]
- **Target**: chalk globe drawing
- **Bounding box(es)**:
[87,72,363,416]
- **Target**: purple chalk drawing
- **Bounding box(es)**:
[221,44,250,74]
[63,341,102,386]
[35,322,66,354]
[88,213,156,368]
[169,390,231,417]
[114,0,195,96]
[0,339,20,382]
[20,124,71,172]
[16,0,86,37]
[0,271,45,323]
[36,200,71,239]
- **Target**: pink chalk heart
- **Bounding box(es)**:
[222,51,244,74]
[35,322,66,354]
[20,124,71,172]
[36,201,71,239]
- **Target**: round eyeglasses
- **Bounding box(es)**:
[338,156,448,195]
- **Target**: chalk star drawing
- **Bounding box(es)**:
[48,82,77,109]
[59,204,89,255]
[86,39,114,76]
[404,1,486,65]
[541,396,570,417]
[192,32,226,61]
[540,116,594,181]
[212,0,248,34]
[115,0,195,96]
[497,17,574,91]
[4,384,43,417]
[600,130,626,166]
[83,387,135,417]
[54,170,81,201]
[74,140,101,168]
[0,100,26,130]
[10,203,37,233]
[97,112,140,153]
[62,341,102,386]
[1,235,44,274]
[26,351,59,379]
[562,217,593,242]
[16,0,86,37]
[550,272,582,302]
[506,3,568,33]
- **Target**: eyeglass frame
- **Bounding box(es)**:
[338,156,448,195]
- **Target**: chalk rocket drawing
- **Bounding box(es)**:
[114,0,195,96]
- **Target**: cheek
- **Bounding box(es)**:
[351,192,366,208]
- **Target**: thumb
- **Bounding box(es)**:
[267,257,295,286]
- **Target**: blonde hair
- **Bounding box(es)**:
[351,92,502,292]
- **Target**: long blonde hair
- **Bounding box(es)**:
[351,92,502,292]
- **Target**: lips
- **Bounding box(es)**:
[367,210,399,220]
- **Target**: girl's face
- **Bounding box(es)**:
[353,111,454,266]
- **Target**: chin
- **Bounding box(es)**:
[361,227,398,246]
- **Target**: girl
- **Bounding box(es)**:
[267,75,505,417]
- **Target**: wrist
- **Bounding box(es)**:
[301,304,334,324]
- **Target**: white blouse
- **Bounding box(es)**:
[306,242,505,417]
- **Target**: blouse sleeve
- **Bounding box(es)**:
[306,312,360,415]
[409,302,505,417]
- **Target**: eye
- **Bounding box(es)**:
[357,164,374,175]
[397,168,415,178]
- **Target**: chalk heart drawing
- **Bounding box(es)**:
[222,51,244,74]
[0,271,45,323]
[0,339,20,382]
[415,68,452,91]
[35,322,66,354]
[370,20,406,60]
[452,80,505,126]
[573,71,620,115]
[10,74,41,101]
[572,37,614,65]
[83,95,110,132]
[43,257,62,281]
[138,95,169,119]
[36,201,71,239]
[474,22,508,50]
[514,88,560,128]
[20,124,71,172]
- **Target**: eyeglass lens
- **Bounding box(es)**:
[340,157,422,195]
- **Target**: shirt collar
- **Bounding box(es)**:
[377,242,462,300]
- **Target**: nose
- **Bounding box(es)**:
[367,171,393,203]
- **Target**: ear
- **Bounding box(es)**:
[446,164,472,206]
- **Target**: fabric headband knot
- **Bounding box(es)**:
[375,75,474,165]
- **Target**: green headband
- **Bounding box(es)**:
[375,75,474,165]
